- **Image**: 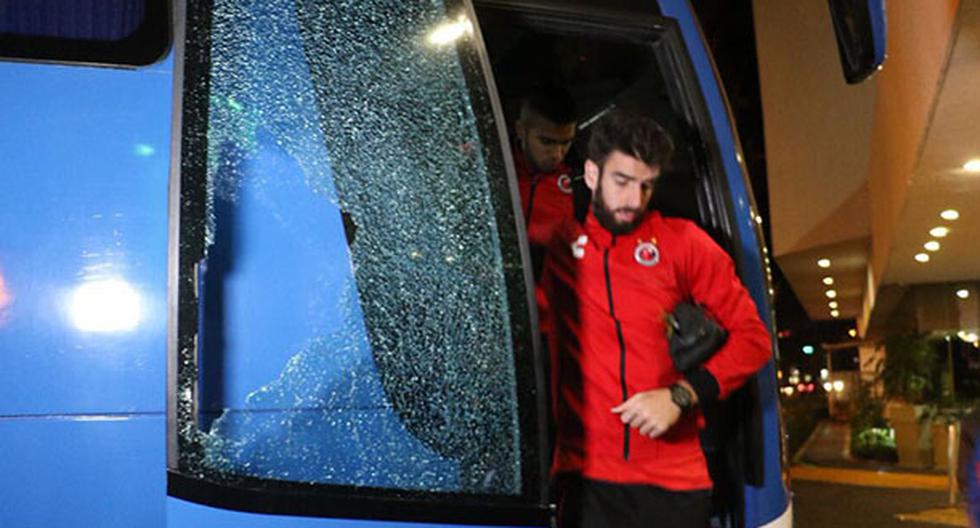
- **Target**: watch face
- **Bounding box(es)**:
[671,384,692,410]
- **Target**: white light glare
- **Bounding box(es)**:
[930,226,949,238]
[940,209,959,221]
[964,159,980,173]
[832,380,845,392]
[822,276,834,286]
[828,301,839,309]
[924,241,940,252]
[956,288,970,299]
[848,328,857,338]
[820,368,829,380]
[823,382,833,392]
[427,16,473,45]
[817,258,831,268]
[914,253,930,263]
[69,279,141,332]
[825,289,837,299]
[830,310,840,318]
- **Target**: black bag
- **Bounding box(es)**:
[667,301,728,373]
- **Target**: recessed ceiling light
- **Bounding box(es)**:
[828,301,839,309]
[825,290,837,299]
[930,226,949,238]
[822,276,834,286]
[964,159,980,173]
[924,240,941,252]
[817,258,831,268]
[956,288,970,299]
[914,253,930,263]
[940,209,959,221]
[830,310,840,317]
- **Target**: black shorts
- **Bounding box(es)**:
[555,474,712,528]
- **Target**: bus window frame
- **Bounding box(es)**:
[165,0,550,524]
[0,0,172,67]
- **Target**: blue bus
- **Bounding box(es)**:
[0,1,793,526]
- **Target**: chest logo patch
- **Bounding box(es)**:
[571,234,588,259]
[557,174,573,194]
[634,240,660,267]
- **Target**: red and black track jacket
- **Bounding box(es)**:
[514,147,575,334]
[541,210,772,490]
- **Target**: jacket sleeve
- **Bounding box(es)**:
[680,223,772,402]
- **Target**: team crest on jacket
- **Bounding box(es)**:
[571,234,588,259]
[634,239,660,267]
[557,174,573,194]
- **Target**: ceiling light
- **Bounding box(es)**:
[914,253,930,263]
[817,258,831,268]
[830,310,840,317]
[964,159,980,173]
[940,209,959,221]
[930,226,949,238]
[822,276,834,286]
[924,240,941,252]
[956,289,970,299]
[848,329,857,338]
[828,301,839,309]
[825,290,837,299]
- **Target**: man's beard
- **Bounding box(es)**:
[592,181,647,235]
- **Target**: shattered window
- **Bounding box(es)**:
[173,0,535,500]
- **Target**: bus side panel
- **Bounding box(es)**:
[655,1,788,526]
[167,497,534,528]
[0,416,165,527]
[0,56,172,526]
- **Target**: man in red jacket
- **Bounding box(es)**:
[541,112,772,527]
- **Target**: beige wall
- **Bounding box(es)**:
[866,0,960,290]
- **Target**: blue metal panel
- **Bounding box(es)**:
[168,497,538,528]
[0,58,172,416]
[0,414,165,528]
[656,1,788,525]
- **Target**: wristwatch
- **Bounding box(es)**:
[669,383,695,412]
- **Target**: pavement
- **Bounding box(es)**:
[791,420,968,527]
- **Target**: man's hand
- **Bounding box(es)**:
[611,388,681,438]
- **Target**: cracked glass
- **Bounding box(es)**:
[175,0,528,496]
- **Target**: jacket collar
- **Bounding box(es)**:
[584,209,661,249]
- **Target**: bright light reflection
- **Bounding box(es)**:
[69,279,142,332]
[848,328,857,338]
[924,240,940,252]
[823,382,833,392]
[914,253,930,263]
[833,380,845,392]
[822,276,834,286]
[930,226,949,238]
[820,368,829,380]
[134,144,155,157]
[956,289,970,299]
[825,289,837,299]
[427,16,473,45]
[964,159,980,173]
[940,209,959,221]
[831,309,840,317]
[817,258,831,268]
[829,301,839,309]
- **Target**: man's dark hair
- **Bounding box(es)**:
[587,111,674,169]
[520,83,577,125]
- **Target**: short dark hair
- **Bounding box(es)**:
[587,111,674,170]
[520,83,577,125]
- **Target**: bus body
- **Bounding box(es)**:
[0,1,790,527]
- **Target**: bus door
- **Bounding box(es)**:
[473,1,787,527]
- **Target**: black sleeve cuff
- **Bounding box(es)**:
[686,368,720,405]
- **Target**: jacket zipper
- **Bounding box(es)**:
[525,176,540,226]
[603,240,630,460]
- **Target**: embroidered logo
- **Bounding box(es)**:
[571,234,588,259]
[557,174,573,194]
[634,240,660,267]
